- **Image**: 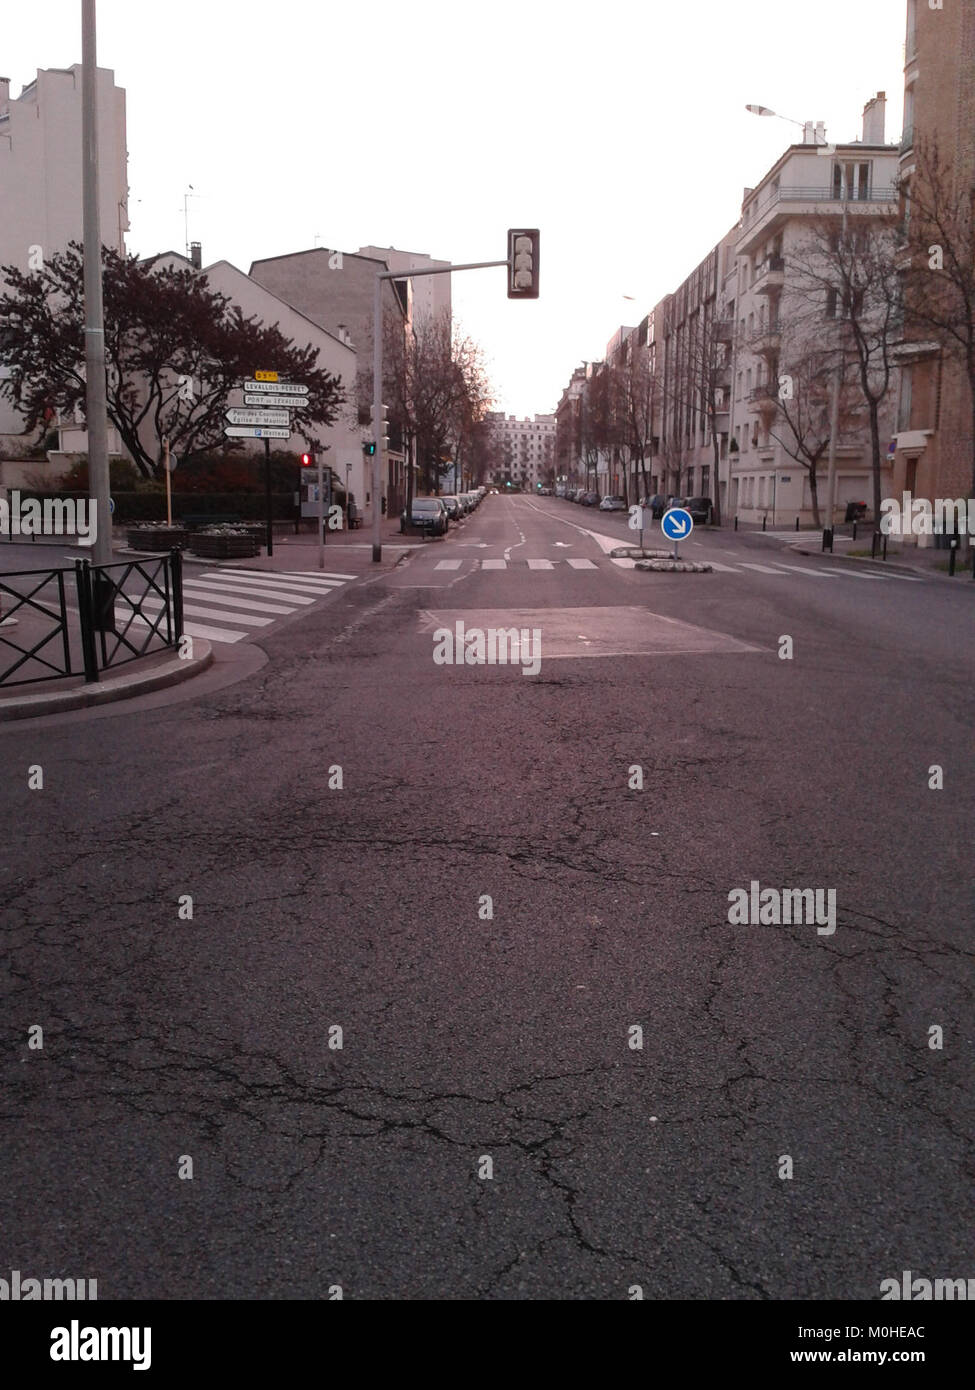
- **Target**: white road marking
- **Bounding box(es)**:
[706,561,741,573]
[481,559,507,570]
[203,570,344,593]
[181,583,297,614]
[191,577,317,604]
[740,562,787,574]
[527,558,555,570]
[768,565,840,579]
[566,558,598,569]
[823,568,885,580]
[237,567,358,582]
[116,610,249,644]
[434,560,463,570]
[137,595,272,626]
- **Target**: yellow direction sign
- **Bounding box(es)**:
[254,370,279,382]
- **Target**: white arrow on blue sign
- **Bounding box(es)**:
[661,507,694,541]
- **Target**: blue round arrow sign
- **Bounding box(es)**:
[661,507,693,541]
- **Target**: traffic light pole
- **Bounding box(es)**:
[371,257,510,563]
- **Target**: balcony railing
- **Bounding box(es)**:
[747,385,779,412]
[754,185,898,216]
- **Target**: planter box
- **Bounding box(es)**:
[187,534,260,560]
[126,527,188,551]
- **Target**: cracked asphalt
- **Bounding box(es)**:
[1,495,973,1300]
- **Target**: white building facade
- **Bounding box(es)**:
[486,412,556,491]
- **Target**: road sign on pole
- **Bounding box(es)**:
[243,394,311,409]
[242,380,309,396]
[226,407,290,427]
[223,425,291,439]
[661,506,693,559]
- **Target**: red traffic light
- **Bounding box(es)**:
[301,452,314,467]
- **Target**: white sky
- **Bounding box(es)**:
[4,0,906,417]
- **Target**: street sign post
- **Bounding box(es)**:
[244,394,311,409]
[661,506,694,560]
[242,381,309,396]
[226,407,290,427]
[223,425,291,439]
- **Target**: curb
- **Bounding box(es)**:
[790,545,948,578]
[634,559,713,573]
[0,641,214,722]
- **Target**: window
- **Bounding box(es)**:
[897,365,913,433]
[826,288,838,319]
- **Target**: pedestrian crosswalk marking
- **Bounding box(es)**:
[707,561,740,573]
[769,565,840,579]
[290,570,358,581]
[434,560,463,570]
[194,577,317,604]
[824,568,885,580]
[211,572,345,592]
[481,558,507,570]
[181,582,297,614]
[137,594,273,627]
[740,562,786,574]
[565,558,598,569]
[233,567,357,584]
[116,609,251,644]
[198,571,335,598]
[527,558,555,570]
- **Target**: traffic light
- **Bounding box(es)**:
[507,229,540,299]
[363,441,376,456]
[300,452,314,467]
[371,402,390,451]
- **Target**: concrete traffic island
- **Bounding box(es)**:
[610,546,675,560]
[634,559,713,573]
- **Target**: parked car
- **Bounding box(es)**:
[580,491,601,507]
[685,496,713,524]
[599,495,627,511]
[440,495,462,521]
[401,497,448,536]
[488,487,499,494]
[538,486,552,496]
[572,487,587,503]
[639,494,667,519]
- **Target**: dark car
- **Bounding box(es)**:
[685,496,713,524]
[580,491,601,507]
[401,497,448,536]
[639,494,667,520]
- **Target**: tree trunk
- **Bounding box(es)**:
[869,401,883,535]
[710,425,722,526]
[808,467,821,529]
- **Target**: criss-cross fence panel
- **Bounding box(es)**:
[0,568,74,687]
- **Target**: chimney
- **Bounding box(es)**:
[0,77,9,115]
[815,121,826,145]
[862,91,886,145]
[189,241,202,270]
[802,121,815,144]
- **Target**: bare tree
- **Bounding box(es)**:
[768,332,864,527]
[898,136,975,499]
[608,345,659,505]
[789,214,902,529]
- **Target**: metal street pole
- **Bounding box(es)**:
[264,437,273,556]
[372,272,383,563]
[822,190,848,551]
[317,452,324,570]
[81,0,112,570]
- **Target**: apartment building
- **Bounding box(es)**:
[554,366,587,489]
[0,64,129,449]
[249,248,412,516]
[358,246,451,333]
[731,97,900,524]
[486,412,556,490]
[892,0,975,535]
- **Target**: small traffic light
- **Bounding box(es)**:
[301,452,314,467]
[371,402,390,451]
[363,441,376,456]
[507,229,539,299]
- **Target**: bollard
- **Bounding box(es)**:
[852,520,858,542]
[882,533,888,561]
[795,516,800,531]
[871,531,879,559]
[762,515,767,532]
[734,516,738,531]
[949,542,957,576]
[822,527,833,553]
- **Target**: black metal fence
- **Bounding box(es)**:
[0,549,183,689]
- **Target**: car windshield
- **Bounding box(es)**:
[413,499,440,510]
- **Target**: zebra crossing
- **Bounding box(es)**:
[114,566,357,645]
[428,555,924,584]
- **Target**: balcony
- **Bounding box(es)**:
[752,255,785,295]
[900,125,914,154]
[713,408,731,432]
[738,185,899,254]
[714,319,735,343]
[747,384,779,414]
[751,326,781,357]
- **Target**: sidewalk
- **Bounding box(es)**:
[730,519,973,580]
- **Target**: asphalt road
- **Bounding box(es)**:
[2,494,973,1300]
